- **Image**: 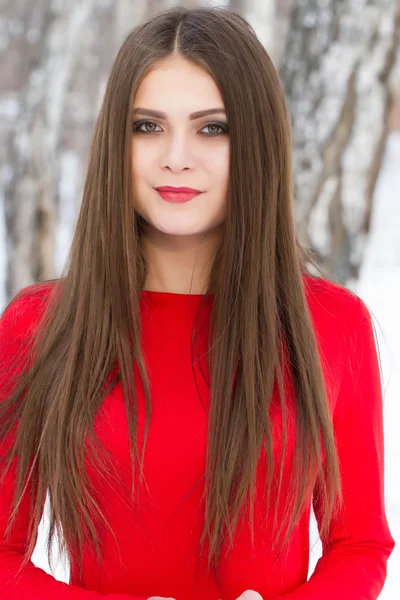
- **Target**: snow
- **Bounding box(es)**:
[1,131,399,594]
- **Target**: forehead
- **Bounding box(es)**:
[133,55,224,112]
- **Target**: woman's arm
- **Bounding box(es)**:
[0,293,149,599]
[274,296,395,599]
[0,463,150,599]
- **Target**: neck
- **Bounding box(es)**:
[141,226,223,294]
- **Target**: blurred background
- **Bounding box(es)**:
[0,0,399,596]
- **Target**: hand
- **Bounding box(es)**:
[218,590,264,600]
[147,589,264,600]
[237,592,263,600]
[147,597,176,600]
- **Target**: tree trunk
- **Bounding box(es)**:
[1,0,99,298]
[279,0,400,282]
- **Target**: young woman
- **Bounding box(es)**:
[0,6,395,600]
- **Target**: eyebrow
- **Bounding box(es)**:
[132,107,227,120]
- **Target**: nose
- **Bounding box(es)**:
[160,131,195,172]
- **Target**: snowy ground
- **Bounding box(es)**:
[1,132,399,594]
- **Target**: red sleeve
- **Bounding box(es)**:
[275,296,395,599]
[0,292,149,599]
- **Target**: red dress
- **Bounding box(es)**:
[0,275,395,599]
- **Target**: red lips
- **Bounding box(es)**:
[155,186,202,193]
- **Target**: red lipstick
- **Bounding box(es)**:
[155,186,203,203]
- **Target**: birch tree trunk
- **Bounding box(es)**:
[2,0,99,298]
[279,0,400,282]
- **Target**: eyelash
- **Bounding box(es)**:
[132,120,229,136]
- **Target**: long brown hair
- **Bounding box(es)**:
[0,5,352,587]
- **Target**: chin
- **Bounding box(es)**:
[157,227,209,237]
[147,219,208,235]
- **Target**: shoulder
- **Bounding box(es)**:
[0,280,60,402]
[300,274,372,405]
[301,273,363,335]
[0,279,58,342]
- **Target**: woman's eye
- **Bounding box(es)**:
[200,123,228,136]
[132,120,228,136]
[133,120,161,133]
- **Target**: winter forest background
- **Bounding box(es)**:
[0,0,399,596]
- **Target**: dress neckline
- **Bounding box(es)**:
[140,289,215,309]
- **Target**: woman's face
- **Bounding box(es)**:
[131,54,229,240]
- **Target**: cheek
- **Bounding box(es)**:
[205,147,229,181]
[131,140,154,176]
[131,152,146,181]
